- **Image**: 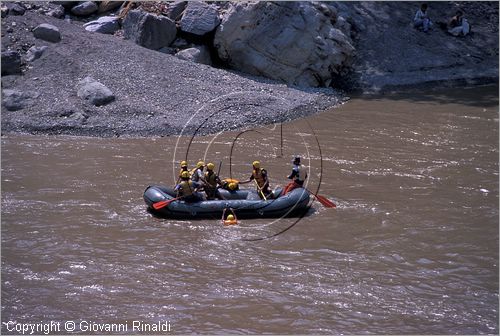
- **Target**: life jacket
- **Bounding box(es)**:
[223,219,238,226]
[178,180,194,196]
[204,171,217,188]
[221,178,239,190]
[252,168,266,188]
[294,164,307,182]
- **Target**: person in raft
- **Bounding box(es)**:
[204,162,223,200]
[240,160,271,199]
[191,161,206,185]
[175,171,202,202]
[283,156,308,195]
[176,160,189,183]
[222,208,238,226]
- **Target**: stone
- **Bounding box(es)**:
[71,1,98,16]
[98,1,124,14]
[165,1,187,21]
[47,5,65,19]
[1,50,21,75]
[175,46,212,65]
[179,1,221,36]
[76,76,115,106]
[2,89,39,111]
[84,16,120,34]
[33,23,61,43]
[5,2,26,16]
[25,46,48,62]
[123,9,177,50]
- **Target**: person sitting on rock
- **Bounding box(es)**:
[447,10,470,36]
[413,3,433,33]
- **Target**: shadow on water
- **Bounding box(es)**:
[355,83,499,108]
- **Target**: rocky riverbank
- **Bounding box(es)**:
[1,1,498,137]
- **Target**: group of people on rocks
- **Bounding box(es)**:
[174,157,308,203]
[413,3,471,36]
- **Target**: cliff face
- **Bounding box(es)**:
[1,1,498,137]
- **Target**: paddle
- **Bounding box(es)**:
[254,179,267,200]
[305,188,336,208]
[152,197,182,210]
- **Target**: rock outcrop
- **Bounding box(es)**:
[214,2,354,87]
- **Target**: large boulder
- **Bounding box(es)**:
[175,45,212,65]
[84,16,120,34]
[214,2,355,87]
[76,76,115,106]
[179,1,221,36]
[123,9,177,50]
[1,51,22,75]
[33,23,61,43]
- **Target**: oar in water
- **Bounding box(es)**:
[152,197,182,210]
[305,188,336,208]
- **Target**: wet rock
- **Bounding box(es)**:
[214,2,354,87]
[175,46,212,65]
[179,1,221,36]
[2,89,39,111]
[33,23,61,43]
[71,1,98,16]
[84,16,120,34]
[123,9,177,50]
[1,50,22,76]
[76,76,115,106]
[25,46,48,62]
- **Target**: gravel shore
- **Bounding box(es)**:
[1,11,344,137]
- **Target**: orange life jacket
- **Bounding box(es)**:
[223,219,238,226]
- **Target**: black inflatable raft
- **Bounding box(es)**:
[143,185,311,219]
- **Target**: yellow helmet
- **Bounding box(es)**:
[180,160,188,168]
[252,160,260,169]
[206,162,215,170]
[197,161,205,169]
[227,214,235,221]
[181,171,190,179]
[228,182,237,190]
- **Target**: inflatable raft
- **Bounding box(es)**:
[143,185,311,219]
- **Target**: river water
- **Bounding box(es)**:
[1,85,498,334]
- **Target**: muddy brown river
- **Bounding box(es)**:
[2,85,498,334]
